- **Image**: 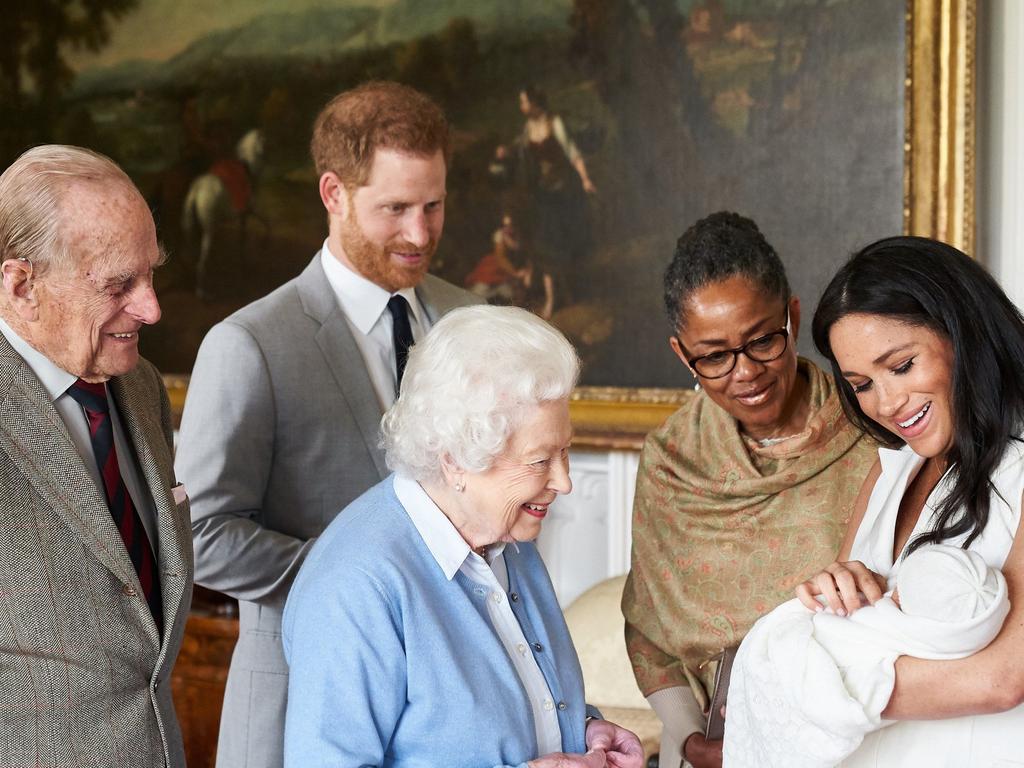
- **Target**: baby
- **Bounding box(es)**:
[891,542,1005,618]
[722,544,1010,768]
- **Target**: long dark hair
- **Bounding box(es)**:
[813,236,1024,554]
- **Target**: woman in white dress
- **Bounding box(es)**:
[798,235,1024,767]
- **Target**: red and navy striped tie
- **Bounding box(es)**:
[66,379,162,634]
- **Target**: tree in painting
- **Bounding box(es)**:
[0,0,139,167]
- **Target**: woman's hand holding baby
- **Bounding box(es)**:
[796,560,888,616]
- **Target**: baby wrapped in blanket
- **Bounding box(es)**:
[722,544,1010,768]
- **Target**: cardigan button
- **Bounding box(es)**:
[557,701,567,711]
[510,592,519,602]
[533,642,543,652]
[122,584,136,596]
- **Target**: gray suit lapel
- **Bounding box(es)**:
[109,371,190,643]
[0,336,139,593]
[416,273,479,324]
[297,256,389,479]
[415,274,468,325]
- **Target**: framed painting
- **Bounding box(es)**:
[0,0,974,447]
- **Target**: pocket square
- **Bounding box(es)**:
[172,484,188,505]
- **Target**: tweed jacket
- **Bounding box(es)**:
[175,253,481,768]
[0,333,193,767]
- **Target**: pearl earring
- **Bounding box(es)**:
[454,482,464,493]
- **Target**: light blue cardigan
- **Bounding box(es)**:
[282,476,592,767]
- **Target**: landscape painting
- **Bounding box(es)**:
[1,0,905,388]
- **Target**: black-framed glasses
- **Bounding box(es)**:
[680,309,791,379]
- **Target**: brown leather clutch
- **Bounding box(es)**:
[703,645,738,742]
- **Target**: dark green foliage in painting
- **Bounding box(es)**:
[0,0,139,167]
[570,0,699,235]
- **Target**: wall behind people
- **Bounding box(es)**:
[979,0,1024,306]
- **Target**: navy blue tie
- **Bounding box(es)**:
[387,295,414,391]
[66,379,162,634]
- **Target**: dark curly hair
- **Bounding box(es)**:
[663,211,790,330]
[813,236,1024,555]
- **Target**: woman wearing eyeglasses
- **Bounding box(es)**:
[621,212,877,768]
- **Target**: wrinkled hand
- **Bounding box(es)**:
[585,719,644,768]
[682,733,722,768]
[528,748,607,767]
[795,560,887,615]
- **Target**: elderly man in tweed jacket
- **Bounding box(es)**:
[0,145,193,767]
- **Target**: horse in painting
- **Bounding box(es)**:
[182,128,268,298]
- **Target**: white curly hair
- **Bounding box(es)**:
[381,305,580,482]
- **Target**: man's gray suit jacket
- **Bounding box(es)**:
[0,334,193,768]
[175,254,481,768]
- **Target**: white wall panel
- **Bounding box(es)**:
[537,449,640,606]
[980,0,1024,306]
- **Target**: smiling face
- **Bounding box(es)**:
[670,274,805,440]
[459,400,573,548]
[829,313,956,458]
[27,182,162,382]
[331,147,446,292]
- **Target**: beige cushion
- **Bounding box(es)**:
[564,575,649,710]
[565,575,661,758]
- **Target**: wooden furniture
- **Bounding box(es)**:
[171,590,239,768]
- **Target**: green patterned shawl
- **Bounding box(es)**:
[622,359,877,702]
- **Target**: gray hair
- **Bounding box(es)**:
[382,305,580,482]
[0,145,136,275]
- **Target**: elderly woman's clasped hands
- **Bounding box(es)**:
[528,719,645,768]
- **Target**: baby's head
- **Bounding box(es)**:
[896,544,1003,622]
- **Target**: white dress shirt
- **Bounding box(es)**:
[394,474,564,755]
[0,316,158,549]
[320,242,428,410]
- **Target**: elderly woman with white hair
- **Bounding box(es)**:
[282,305,643,768]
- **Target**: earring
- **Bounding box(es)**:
[454,482,464,493]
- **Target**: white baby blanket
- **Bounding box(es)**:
[722,546,1009,768]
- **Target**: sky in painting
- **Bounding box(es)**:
[66,0,800,72]
[66,0,393,70]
